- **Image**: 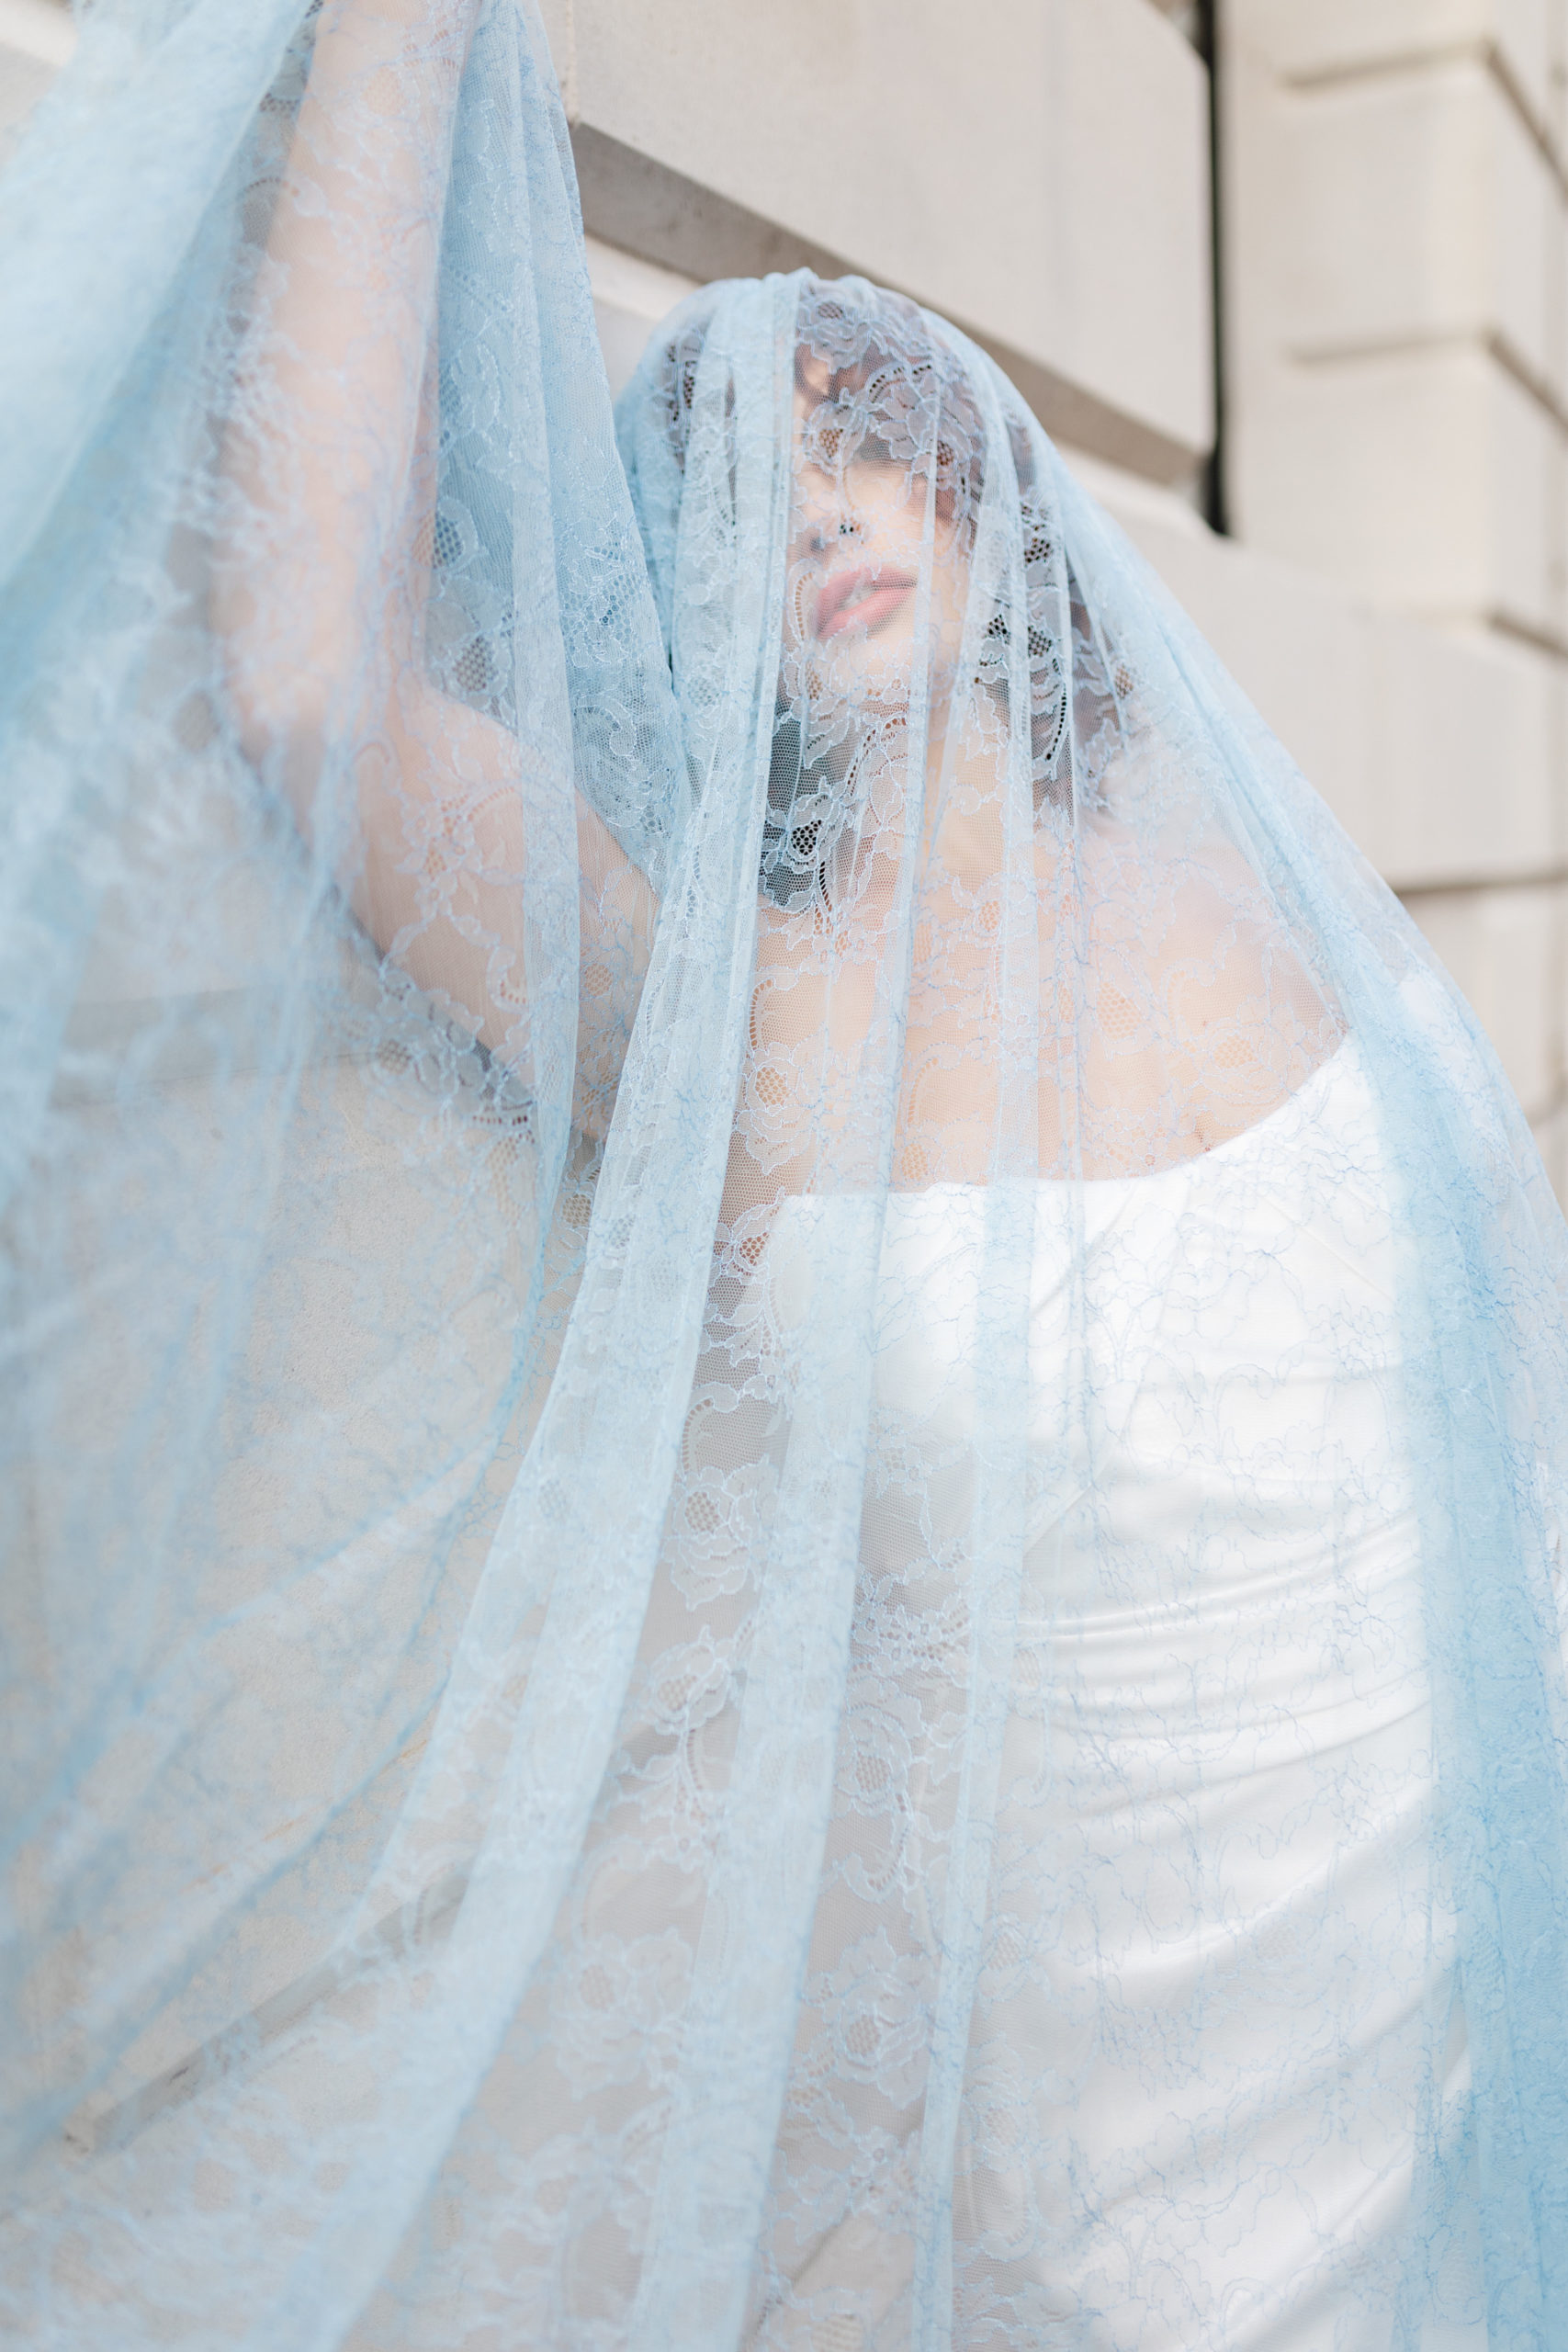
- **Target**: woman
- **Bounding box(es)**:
[2,1,1566,2345]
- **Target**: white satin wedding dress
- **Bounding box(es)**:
[747,1017,1473,2350]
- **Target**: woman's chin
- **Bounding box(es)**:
[795,631,920,707]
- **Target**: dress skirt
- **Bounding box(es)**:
[747,1042,1477,2351]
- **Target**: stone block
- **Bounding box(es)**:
[1229,342,1562,639]
[0,0,72,64]
[0,0,73,160]
[542,0,1213,482]
[1402,878,1564,1114]
[1077,450,1564,893]
[1363,619,1564,888]
[1240,0,1555,140]
[1251,62,1555,398]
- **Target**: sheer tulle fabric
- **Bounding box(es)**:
[3,5,1568,2347]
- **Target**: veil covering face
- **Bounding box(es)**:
[3,4,1568,2347]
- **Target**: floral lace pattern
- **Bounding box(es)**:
[3,5,1568,2347]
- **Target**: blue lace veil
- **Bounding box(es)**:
[4,3,1568,2345]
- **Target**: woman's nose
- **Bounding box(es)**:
[807,508,864,555]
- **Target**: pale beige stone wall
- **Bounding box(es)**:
[543,0,1214,485]
[1223,0,1568,1176]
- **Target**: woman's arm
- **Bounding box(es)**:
[217,0,479,774]
[214,0,659,1089]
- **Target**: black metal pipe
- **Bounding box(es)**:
[1195,0,1229,535]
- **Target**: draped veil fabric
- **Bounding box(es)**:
[3,4,1568,2346]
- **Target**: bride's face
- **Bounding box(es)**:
[782,346,971,711]
[768,341,979,921]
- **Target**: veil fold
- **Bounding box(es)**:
[3,5,1568,2346]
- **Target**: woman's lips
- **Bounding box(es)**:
[814,563,917,641]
